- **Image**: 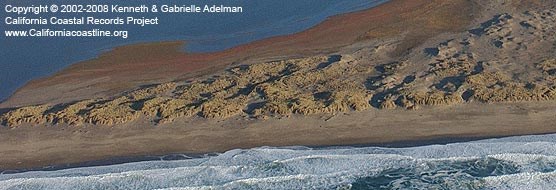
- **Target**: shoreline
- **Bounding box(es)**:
[0,1,389,102]
[1,132,546,175]
[0,0,456,108]
[1,0,555,176]
[2,101,556,171]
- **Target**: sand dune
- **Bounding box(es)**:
[1,0,556,171]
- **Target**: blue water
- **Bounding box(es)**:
[2,134,556,189]
[0,0,387,102]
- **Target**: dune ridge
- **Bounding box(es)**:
[2,0,556,171]
[2,6,556,127]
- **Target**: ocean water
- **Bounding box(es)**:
[2,134,556,190]
[0,0,387,101]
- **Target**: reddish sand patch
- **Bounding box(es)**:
[1,0,474,108]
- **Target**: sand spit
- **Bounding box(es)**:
[1,56,373,126]
[0,0,477,108]
[2,6,556,127]
[1,0,556,170]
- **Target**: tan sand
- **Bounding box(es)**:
[1,0,556,171]
[0,0,477,108]
[1,101,556,171]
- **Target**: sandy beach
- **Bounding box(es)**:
[2,101,556,171]
[1,0,556,172]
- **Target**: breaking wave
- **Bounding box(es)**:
[2,134,556,189]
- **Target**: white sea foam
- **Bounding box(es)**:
[2,134,556,189]
[484,171,556,190]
